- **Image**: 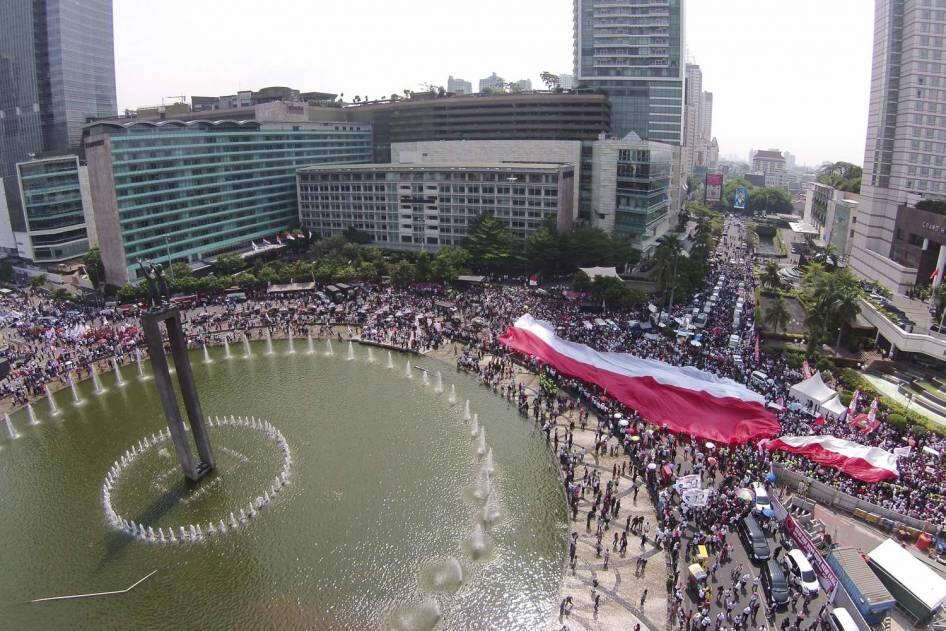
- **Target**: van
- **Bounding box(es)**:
[828,608,859,631]
[728,334,740,349]
[752,482,771,516]
[785,549,819,595]
[750,371,769,388]
[738,516,771,561]
[761,559,790,608]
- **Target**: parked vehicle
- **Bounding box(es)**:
[751,482,773,517]
[738,516,771,562]
[828,608,859,631]
[784,549,819,595]
[761,559,790,608]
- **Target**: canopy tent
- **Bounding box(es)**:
[267,281,316,294]
[764,436,899,483]
[820,395,848,419]
[499,315,779,445]
[578,266,620,280]
[789,372,837,409]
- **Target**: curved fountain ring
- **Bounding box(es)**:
[101,415,292,544]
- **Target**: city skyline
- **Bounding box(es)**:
[113,0,873,167]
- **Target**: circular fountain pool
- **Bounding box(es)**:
[0,341,566,629]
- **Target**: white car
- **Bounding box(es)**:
[751,482,771,515]
[785,549,820,595]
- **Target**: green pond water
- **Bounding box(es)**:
[0,341,567,630]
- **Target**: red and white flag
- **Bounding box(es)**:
[499,315,779,444]
[763,435,899,482]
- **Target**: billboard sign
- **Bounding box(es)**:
[733,186,748,210]
[705,173,723,203]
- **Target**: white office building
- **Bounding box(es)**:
[478,73,505,93]
[447,76,472,95]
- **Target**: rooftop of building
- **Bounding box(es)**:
[754,150,785,160]
[299,161,572,173]
[349,90,610,111]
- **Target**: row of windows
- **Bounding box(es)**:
[300,172,560,184]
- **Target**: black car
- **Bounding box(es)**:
[738,515,771,562]
[761,559,790,608]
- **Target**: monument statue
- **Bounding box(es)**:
[138,259,171,310]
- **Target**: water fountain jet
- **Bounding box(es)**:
[91,365,105,394]
[386,351,394,369]
[448,385,457,405]
[112,357,126,386]
[26,403,39,426]
[307,335,315,354]
[243,334,253,359]
[287,331,295,354]
[405,360,413,379]
[435,371,444,394]
[45,384,60,416]
[5,413,21,439]
[347,341,355,360]
[463,400,471,421]
[265,330,274,355]
[68,372,82,405]
[223,338,232,359]
[325,339,334,357]
[203,344,212,364]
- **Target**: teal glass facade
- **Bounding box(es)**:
[87,121,371,281]
[614,146,671,247]
[17,155,89,262]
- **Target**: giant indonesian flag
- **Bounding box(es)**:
[499,315,779,444]
[763,436,899,482]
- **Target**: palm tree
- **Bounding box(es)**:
[764,295,791,333]
[652,234,682,292]
[761,260,781,290]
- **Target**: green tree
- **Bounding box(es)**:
[170,262,192,280]
[415,252,433,282]
[431,245,469,282]
[539,71,560,90]
[817,161,862,193]
[464,215,518,273]
[763,295,791,333]
[30,274,47,289]
[83,247,105,290]
[799,264,862,353]
[526,226,561,274]
[389,260,416,287]
[651,234,682,292]
[748,187,793,214]
[342,226,371,244]
[215,253,243,275]
[761,260,782,290]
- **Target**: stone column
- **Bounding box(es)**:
[167,312,215,470]
[141,316,198,481]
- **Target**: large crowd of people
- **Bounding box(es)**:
[2,216,945,532]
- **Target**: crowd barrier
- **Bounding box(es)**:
[772,463,942,535]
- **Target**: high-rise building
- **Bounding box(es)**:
[683,64,703,177]
[15,155,95,263]
[84,120,372,285]
[0,0,117,230]
[515,79,533,91]
[479,73,505,93]
[573,0,685,144]
[701,92,713,143]
[447,76,473,95]
[752,150,786,189]
[849,0,946,293]
[559,73,576,90]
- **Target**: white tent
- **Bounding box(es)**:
[820,395,847,419]
[789,372,837,409]
[579,266,620,280]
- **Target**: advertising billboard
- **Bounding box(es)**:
[733,186,748,210]
[705,173,723,203]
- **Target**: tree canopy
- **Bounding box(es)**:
[817,161,862,193]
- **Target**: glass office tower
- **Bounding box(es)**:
[574,0,685,144]
[0,0,116,230]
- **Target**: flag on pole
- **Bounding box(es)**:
[867,397,879,422]
[848,389,859,415]
[802,360,812,379]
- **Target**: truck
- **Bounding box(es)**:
[867,539,946,625]
[826,546,896,625]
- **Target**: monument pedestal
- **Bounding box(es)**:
[141,306,215,482]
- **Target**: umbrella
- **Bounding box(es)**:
[705,442,715,450]
[618,419,629,427]
[630,435,641,443]
[736,488,754,501]
[613,412,623,420]
[647,463,657,471]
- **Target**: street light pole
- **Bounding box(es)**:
[164,236,175,282]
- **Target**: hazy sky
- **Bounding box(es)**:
[114,0,873,167]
